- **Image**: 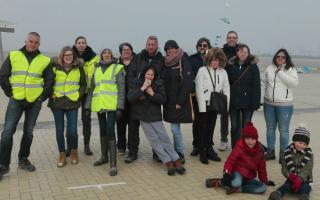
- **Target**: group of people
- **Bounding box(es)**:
[0,31,313,199]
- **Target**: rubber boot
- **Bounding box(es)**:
[84,136,93,156]
[108,139,117,176]
[93,136,109,166]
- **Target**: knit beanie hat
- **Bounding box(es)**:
[292,125,310,145]
[242,122,258,140]
[164,40,179,52]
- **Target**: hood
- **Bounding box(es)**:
[51,57,84,70]
[228,55,258,66]
[72,46,96,62]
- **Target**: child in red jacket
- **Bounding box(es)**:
[206,122,275,194]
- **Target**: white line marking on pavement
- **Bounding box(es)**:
[68,182,127,190]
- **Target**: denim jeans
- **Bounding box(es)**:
[231,172,267,194]
[97,111,116,140]
[229,109,254,148]
[171,123,184,155]
[0,99,42,166]
[52,108,78,152]
[264,103,293,152]
[277,180,311,196]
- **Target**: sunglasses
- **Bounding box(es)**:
[276,55,286,59]
[198,43,208,48]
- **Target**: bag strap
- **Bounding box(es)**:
[206,67,216,91]
[231,65,250,89]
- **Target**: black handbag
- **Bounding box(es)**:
[206,67,227,114]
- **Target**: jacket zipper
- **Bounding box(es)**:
[272,72,277,102]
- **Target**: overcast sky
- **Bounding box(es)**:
[1,0,320,56]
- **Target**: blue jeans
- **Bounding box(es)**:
[52,108,78,152]
[264,103,293,152]
[0,99,42,166]
[231,172,267,194]
[229,109,254,148]
[171,123,184,155]
[277,180,311,196]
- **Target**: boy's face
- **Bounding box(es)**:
[294,141,307,151]
[244,137,257,148]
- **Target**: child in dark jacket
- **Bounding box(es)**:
[268,125,313,200]
[206,122,275,194]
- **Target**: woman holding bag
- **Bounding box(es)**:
[195,48,230,164]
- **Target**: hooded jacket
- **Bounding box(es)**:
[226,56,261,110]
[261,64,298,104]
[47,57,86,109]
[127,66,166,122]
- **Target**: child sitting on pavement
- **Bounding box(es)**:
[206,122,275,194]
[268,125,313,200]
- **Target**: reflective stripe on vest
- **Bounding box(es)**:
[91,63,124,112]
[53,67,81,101]
[9,51,50,102]
[83,55,100,93]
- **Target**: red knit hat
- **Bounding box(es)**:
[242,122,258,140]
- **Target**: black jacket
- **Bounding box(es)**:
[0,46,54,102]
[163,53,193,123]
[222,43,237,60]
[226,56,261,110]
[127,49,164,81]
[127,67,166,122]
[47,58,86,109]
[189,52,204,93]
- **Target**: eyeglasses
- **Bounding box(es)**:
[227,37,238,39]
[198,43,208,48]
[64,54,73,57]
[276,55,286,59]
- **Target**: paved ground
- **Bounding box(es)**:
[0,73,319,200]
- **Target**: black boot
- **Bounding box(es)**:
[207,147,221,162]
[94,136,109,166]
[108,139,117,176]
[200,149,209,164]
[125,151,138,163]
[84,136,93,156]
[265,149,276,161]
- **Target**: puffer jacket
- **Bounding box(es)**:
[261,64,298,104]
[226,56,261,110]
[223,139,268,184]
[195,66,230,113]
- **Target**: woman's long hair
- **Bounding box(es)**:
[272,48,294,70]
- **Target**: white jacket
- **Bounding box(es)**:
[261,64,299,103]
[195,66,230,112]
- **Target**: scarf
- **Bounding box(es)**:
[72,46,96,62]
[164,48,184,67]
[284,143,313,173]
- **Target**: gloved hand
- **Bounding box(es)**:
[288,172,298,183]
[222,172,231,187]
[291,177,302,192]
[116,109,123,121]
[267,180,276,186]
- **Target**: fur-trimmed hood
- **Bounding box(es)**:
[51,57,84,70]
[228,55,259,66]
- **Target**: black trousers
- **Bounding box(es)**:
[81,94,91,144]
[116,104,130,150]
[191,96,200,149]
[199,111,218,150]
[127,119,140,154]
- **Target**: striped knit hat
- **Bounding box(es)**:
[292,125,310,145]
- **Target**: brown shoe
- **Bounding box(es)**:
[71,149,78,164]
[174,159,186,175]
[57,152,66,167]
[165,161,175,176]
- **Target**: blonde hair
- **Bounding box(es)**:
[204,48,227,68]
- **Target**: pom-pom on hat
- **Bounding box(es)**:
[242,122,258,140]
[292,124,310,145]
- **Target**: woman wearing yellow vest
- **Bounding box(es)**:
[48,46,86,167]
[86,48,125,176]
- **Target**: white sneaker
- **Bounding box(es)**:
[218,142,227,151]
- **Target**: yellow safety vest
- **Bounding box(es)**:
[53,67,81,101]
[91,63,124,112]
[9,51,50,102]
[83,55,100,93]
